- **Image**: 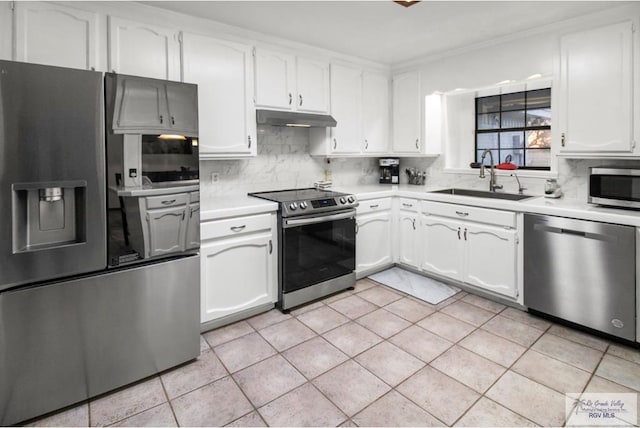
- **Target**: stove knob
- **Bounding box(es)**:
[300,201,308,209]
[289,202,297,210]
[347,196,355,203]
[339,197,347,204]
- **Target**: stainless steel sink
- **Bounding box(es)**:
[429,188,536,201]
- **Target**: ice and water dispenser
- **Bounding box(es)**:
[12,181,87,253]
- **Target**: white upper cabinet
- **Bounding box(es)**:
[14,2,97,70]
[254,47,330,113]
[330,63,363,154]
[392,70,422,153]
[559,21,634,154]
[182,33,256,158]
[108,16,180,80]
[363,71,390,153]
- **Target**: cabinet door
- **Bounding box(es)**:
[392,70,421,153]
[254,48,295,110]
[15,2,97,70]
[330,63,363,154]
[363,71,390,153]
[185,203,200,250]
[182,33,256,157]
[398,211,418,268]
[296,58,330,113]
[464,224,518,298]
[145,206,187,257]
[421,215,463,280]
[356,211,392,273]
[108,16,180,80]
[200,232,276,322]
[113,76,168,131]
[166,81,199,136]
[559,21,633,153]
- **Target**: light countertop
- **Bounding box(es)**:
[200,195,278,221]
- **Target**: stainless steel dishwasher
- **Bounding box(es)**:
[524,214,636,341]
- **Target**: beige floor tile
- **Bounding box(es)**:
[481,315,545,347]
[440,300,495,326]
[459,329,526,367]
[461,293,506,313]
[199,335,211,352]
[246,309,291,330]
[384,297,435,323]
[171,376,253,427]
[322,290,354,304]
[452,291,469,300]
[357,286,403,306]
[455,397,536,427]
[430,345,505,393]
[328,294,378,319]
[296,306,350,334]
[532,333,604,372]
[258,317,316,351]
[548,324,609,351]
[339,419,357,427]
[431,295,457,310]
[313,360,391,416]
[26,404,88,427]
[396,366,480,425]
[203,320,254,348]
[608,343,640,365]
[289,300,325,316]
[224,411,266,427]
[417,312,476,343]
[323,322,383,357]
[233,354,306,407]
[583,376,640,411]
[258,382,347,427]
[390,325,453,363]
[282,336,349,379]
[110,403,176,427]
[512,350,591,394]
[161,349,228,399]
[352,391,444,427]
[486,371,568,427]
[501,307,552,331]
[214,332,276,373]
[90,377,166,427]
[355,341,425,386]
[354,278,377,292]
[356,308,411,338]
[595,354,640,391]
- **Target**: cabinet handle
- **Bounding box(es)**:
[365,140,369,150]
[561,132,566,147]
[457,227,461,240]
[370,204,379,209]
[402,203,413,208]
[182,211,186,221]
[248,135,252,148]
[299,94,303,106]
[412,219,416,230]
[455,211,469,217]
[161,199,176,205]
[355,223,359,234]
[159,115,164,124]
[230,225,246,232]
[289,93,292,105]
[171,116,175,125]
[269,239,273,254]
[333,138,337,149]
[415,139,419,149]
[464,228,467,240]
[190,206,199,218]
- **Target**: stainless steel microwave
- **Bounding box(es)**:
[589,167,640,209]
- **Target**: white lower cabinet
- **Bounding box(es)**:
[356,198,393,276]
[421,201,518,299]
[397,198,419,268]
[200,213,277,324]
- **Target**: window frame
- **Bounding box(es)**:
[474,88,551,171]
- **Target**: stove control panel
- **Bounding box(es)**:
[281,194,358,217]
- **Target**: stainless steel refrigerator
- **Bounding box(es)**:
[0,60,200,425]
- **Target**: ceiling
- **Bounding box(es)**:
[144,1,622,65]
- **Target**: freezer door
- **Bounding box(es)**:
[0,60,106,290]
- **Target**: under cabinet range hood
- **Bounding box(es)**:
[256,109,337,128]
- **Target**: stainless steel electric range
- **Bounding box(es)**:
[249,188,358,310]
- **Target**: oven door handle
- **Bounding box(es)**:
[283,210,356,228]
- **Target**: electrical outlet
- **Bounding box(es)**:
[211,172,220,183]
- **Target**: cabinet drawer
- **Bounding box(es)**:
[189,191,200,203]
[399,198,418,212]
[421,201,516,228]
[357,198,392,215]
[201,213,272,240]
[145,193,188,209]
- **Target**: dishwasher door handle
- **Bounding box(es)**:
[534,223,613,242]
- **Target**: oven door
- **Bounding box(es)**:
[589,168,640,209]
[282,210,356,293]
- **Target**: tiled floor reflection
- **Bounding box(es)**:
[27,278,640,427]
